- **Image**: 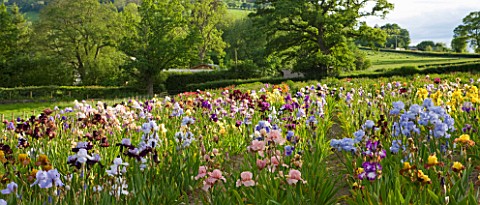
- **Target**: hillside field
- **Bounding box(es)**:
[350,49,480,75]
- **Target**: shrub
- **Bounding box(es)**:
[386,65,419,76]
[185,77,305,91]
[164,63,268,94]
[354,50,371,70]
[231,60,262,79]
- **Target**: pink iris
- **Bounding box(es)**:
[202,169,226,191]
[286,169,306,185]
[236,171,255,187]
[194,166,207,180]
[247,140,266,157]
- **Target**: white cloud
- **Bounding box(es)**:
[362,0,480,47]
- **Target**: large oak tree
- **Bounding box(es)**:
[253,0,393,76]
[35,0,126,85]
[121,0,195,95]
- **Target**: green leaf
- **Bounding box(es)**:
[427,189,440,203]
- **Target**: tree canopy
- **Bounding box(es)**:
[454,11,480,53]
[252,0,393,76]
[416,41,435,51]
[121,0,195,95]
[35,0,127,85]
[189,0,227,64]
[0,3,33,87]
[380,23,410,49]
[451,26,468,53]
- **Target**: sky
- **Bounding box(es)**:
[363,0,480,49]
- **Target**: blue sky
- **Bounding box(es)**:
[363,0,480,49]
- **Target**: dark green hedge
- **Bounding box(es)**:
[165,69,263,94]
[343,62,480,79]
[0,86,141,102]
[360,47,480,58]
[187,61,480,92]
[185,77,304,91]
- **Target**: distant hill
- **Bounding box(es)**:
[4,0,256,14]
[10,1,252,22]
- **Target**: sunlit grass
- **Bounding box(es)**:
[365,50,479,71]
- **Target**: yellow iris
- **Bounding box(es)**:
[417,170,431,183]
[431,91,443,106]
[416,88,429,100]
[18,154,27,161]
[427,155,438,166]
[18,153,29,166]
[355,167,364,175]
[0,151,7,163]
[454,134,475,146]
[457,134,470,143]
[452,162,464,172]
[219,127,226,135]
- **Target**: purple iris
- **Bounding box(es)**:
[461,102,475,113]
[353,129,365,143]
[235,120,242,127]
[361,162,382,181]
[259,101,270,112]
[284,145,293,156]
[210,114,218,122]
[462,124,472,133]
[390,140,404,154]
[201,101,212,110]
[364,120,375,129]
[286,130,294,141]
[6,122,15,130]
[284,94,292,103]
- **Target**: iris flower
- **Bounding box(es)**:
[236,171,255,187]
[31,169,64,188]
[1,182,17,194]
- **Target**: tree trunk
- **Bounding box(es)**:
[147,77,154,97]
[199,48,206,63]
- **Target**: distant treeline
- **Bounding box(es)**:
[2,0,478,96]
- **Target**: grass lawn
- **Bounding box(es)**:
[226,9,251,21]
[0,98,131,119]
[0,101,74,120]
[339,50,480,76]
[24,11,39,22]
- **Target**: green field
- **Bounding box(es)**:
[22,9,250,23]
[24,11,39,22]
[0,98,129,119]
[365,50,479,71]
[226,9,251,21]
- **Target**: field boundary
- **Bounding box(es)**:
[360,47,480,58]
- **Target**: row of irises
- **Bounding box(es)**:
[1,74,480,204]
[331,76,480,204]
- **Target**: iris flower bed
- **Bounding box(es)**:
[1,73,480,204]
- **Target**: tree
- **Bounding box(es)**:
[416,41,435,51]
[253,0,393,76]
[454,11,480,53]
[0,3,32,87]
[434,42,448,52]
[189,0,227,64]
[380,23,410,49]
[451,37,467,53]
[223,18,266,67]
[35,0,126,85]
[451,27,468,53]
[121,0,195,95]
